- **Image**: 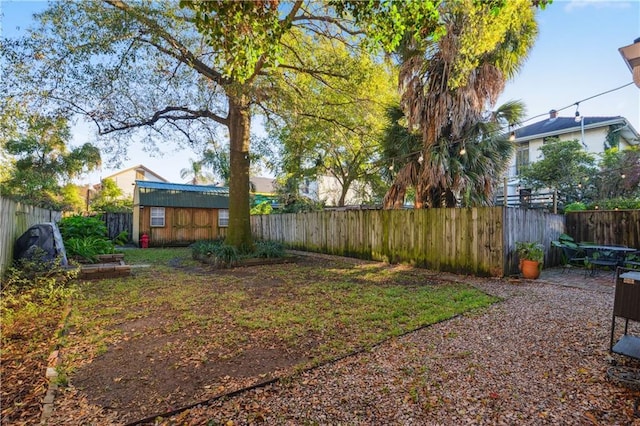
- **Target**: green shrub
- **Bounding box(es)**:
[190,239,240,267]
[2,248,78,322]
[191,239,225,259]
[254,240,285,258]
[59,215,116,262]
[250,201,273,215]
[65,237,115,263]
[113,230,129,246]
[563,202,587,213]
[59,215,108,240]
[588,198,640,210]
[213,244,239,267]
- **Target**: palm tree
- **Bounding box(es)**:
[201,148,230,187]
[180,158,211,185]
[382,100,526,208]
[384,1,538,208]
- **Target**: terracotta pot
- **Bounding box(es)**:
[521,259,541,279]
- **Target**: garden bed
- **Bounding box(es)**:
[193,253,298,268]
[78,254,131,280]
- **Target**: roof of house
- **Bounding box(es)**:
[136,180,229,194]
[105,164,168,182]
[135,180,229,209]
[514,115,639,144]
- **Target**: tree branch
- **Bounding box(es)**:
[99,106,227,135]
[104,0,229,86]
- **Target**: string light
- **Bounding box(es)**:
[332,81,636,175]
[574,103,581,122]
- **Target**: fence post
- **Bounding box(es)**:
[553,190,557,214]
[503,177,508,207]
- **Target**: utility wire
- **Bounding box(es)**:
[516,81,635,127]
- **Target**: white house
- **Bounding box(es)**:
[101,164,168,199]
[300,175,373,206]
[503,110,639,202]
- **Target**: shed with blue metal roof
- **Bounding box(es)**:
[133,181,230,246]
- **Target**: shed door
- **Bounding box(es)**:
[173,208,192,243]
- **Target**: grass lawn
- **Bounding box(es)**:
[7,247,500,424]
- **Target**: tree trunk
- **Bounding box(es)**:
[337,177,353,207]
[383,183,406,209]
[227,95,253,250]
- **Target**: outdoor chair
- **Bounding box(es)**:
[559,245,586,273]
[625,251,640,270]
[584,247,619,278]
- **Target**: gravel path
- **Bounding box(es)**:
[163,275,640,425]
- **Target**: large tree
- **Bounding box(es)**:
[262,37,398,206]
[382,0,543,208]
[595,147,640,201]
[381,100,526,208]
[0,112,101,209]
[519,139,598,205]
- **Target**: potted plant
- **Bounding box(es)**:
[515,241,544,279]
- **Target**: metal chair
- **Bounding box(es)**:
[584,247,619,277]
[625,250,640,270]
[559,245,586,273]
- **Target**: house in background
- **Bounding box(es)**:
[133,181,229,247]
[103,164,168,199]
[300,175,373,206]
[250,176,279,208]
[502,110,639,204]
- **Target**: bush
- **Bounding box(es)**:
[2,248,78,321]
[250,201,273,215]
[213,244,239,267]
[191,239,287,267]
[59,215,115,262]
[65,237,115,263]
[113,230,129,246]
[59,215,108,239]
[191,239,225,259]
[254,240,285,258]
[588,198,640,210]
[563,202,587,213]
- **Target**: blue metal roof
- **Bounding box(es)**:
[135,180,229,194]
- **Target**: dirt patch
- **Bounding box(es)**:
[55,257,336,423]
[71,330,305,419]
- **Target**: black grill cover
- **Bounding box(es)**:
[13,222,68,265]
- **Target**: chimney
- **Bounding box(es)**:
[549,109,558,119]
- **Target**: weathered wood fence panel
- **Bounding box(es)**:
[502,207,565,275]
[101,212,133,242]
[566,210,640,249]
[0,196,62,276]
[252,207,565,277]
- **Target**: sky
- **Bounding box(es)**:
[1,0,639,185]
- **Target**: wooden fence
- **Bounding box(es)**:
[0,196,62,276]
[101,212,133,243]
[251,207,565,277]
[566,210,640,248]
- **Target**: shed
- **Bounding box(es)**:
[133,181,229,247]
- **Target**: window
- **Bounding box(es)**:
[150,207,165,227]
[516,142,529,175]
[218,209,229,227]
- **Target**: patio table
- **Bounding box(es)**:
[578,245,636,276]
